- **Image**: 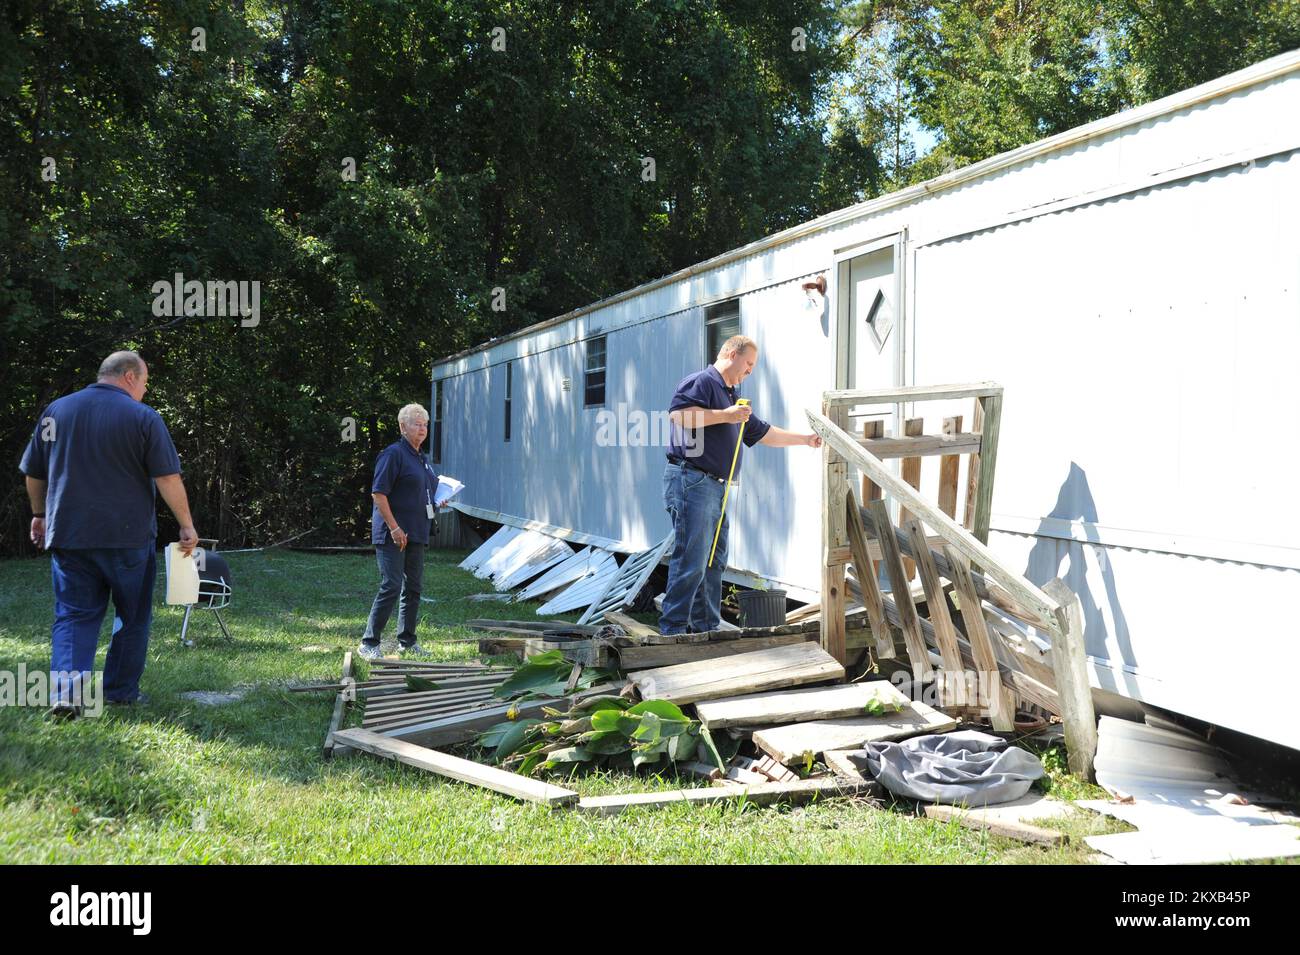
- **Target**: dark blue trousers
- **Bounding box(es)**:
[363,542,426,647]
[49,545,156,704]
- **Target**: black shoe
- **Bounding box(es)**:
[107,692,150,707]
[46,702,82,721]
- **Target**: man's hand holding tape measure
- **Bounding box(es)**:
[723,400,753,424]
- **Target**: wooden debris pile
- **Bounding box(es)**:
[318,631,982,819]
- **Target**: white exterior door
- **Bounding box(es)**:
[835,234,902,392]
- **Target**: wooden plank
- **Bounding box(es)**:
[363,686,500,716]
[903,518,965,707]
[1043,578,1098,781]
[364,674,509,696]
[945,547,1016,732]
[613,632,814,670]
[823,748,877,784]
[861,514,1053,631]
[820,402,849,664]
[751,754,800,783]
[695,680,910,729]
[867,500,931,681]
[963,399,984,530]
[753,703,958,765]
[364,695,499,724]
[861,420,884,503]
[859,431,982,459]
[847,599,1064,716]
[970,394,1001,545]
[466,619,601,635]
[863,511,1055,631]
[897,416,924,580]
[937,415,962,518]
[575,778,875,816]
[363,699,500,731]
[844,488,896,661]
[629,642,844,705]
[332,728,578,806]
[806,408,1060,630]
[381,683,621,748]
[364,701,503,732]
[923,804,1068,847]
[323,650,355,759]
[785,601,820,624]
[823,382,1003,407]
[603,610,659,638]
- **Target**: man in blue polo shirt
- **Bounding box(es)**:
[19,351,198,716]
[359,402,438,660]
[660,335,822,635]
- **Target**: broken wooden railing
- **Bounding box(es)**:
[807,383,1097,780]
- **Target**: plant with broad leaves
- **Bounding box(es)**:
[492,650,616,701]
[476,695,727,778]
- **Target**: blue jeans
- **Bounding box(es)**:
[49,546,156,704]
[363,542,425,647]
[659,463,728,634]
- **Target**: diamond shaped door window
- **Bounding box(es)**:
[865,288,894,352]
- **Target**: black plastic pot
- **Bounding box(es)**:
[736,588,787,628]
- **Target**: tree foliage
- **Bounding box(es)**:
[4,1,1298,554]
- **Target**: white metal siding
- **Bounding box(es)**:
[432,55,1300,747]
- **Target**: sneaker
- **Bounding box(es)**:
[398,642,428,656]
[357,642,383,661]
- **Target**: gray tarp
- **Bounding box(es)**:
[863,730,1045,806]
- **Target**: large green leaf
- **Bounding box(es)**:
[578,730,633,756]
[494,719,543,761]
[632,711,663,744]
[590,709,640,735]
[668,732,699,762]
[493,652,570,699]
[476,720,519,750]
[571,695,631,715]
[406,675,442,692]
[627,699,689,721]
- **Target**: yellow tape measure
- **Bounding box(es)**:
[708,399,749,567]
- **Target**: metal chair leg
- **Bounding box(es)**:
[213,608,233,643]
[180,605,195,648]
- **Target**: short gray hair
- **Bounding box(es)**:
[718,335,757,359]
[98,350,146,380]
[398,403,429,428]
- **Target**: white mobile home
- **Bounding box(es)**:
[432,51,1300,750]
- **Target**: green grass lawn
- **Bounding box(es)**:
[0,546,1129,864]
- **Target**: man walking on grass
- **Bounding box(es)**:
[659,335,821,635]
[19,351,198,717]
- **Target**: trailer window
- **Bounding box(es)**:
[584,336,606,407]
[705,300,741,363]
[432,379,444,464]
[504,362,513,442]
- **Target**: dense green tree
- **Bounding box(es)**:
[0,0,849,554]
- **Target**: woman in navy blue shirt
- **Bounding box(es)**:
[359,403,438,659]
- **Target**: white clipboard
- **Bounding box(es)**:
[164,542,200,605]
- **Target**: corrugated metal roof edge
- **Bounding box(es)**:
[432,47,1300,373]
